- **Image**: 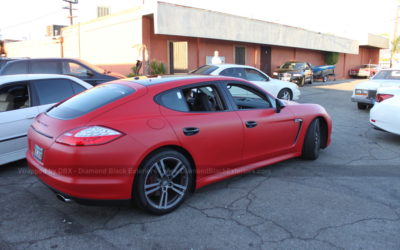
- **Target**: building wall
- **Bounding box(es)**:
[5,38,62,58]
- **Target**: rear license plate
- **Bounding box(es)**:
[33,145,43,162]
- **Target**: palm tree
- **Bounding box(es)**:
[390,36,400,67]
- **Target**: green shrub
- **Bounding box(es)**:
[325,52,339,65]
[149,60,166,75]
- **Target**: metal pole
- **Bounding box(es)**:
[391,4,399,68]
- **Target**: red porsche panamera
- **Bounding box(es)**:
[27,75,331,214]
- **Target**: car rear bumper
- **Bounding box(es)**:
[26,128,137,201]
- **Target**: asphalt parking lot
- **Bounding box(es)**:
[1,79,400,250]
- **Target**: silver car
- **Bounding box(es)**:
[0,74,92,165]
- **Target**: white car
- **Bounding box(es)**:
[0,74,92,165]
[351,68,400,110]
[192,64,300,100]
[370,87,400,135]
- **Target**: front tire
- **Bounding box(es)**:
[134,150,193,215]
[277,88,292,100]
[301,119,321,160]
[357,103,367,110]
[298,77,305,87]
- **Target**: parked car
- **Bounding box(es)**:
[349,64,380,78]
[370,87,400,135]
[0,58,125,85]
[0,74,92,165]
[351,68,400,109]
[27,75,332,214]
[272,61,313,86]
[192,64,300,100]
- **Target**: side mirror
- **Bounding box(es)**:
[86,70,94,77]
[275,98,286,113]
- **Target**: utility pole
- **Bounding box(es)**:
[391,2,400,68]
[62,0,78,25]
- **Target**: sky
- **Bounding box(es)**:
[0,0,398,41]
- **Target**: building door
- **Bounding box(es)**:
[260,46,272,76]
[169,41,188,74]
[235,46,246,65]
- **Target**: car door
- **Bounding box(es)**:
[304,63,313,81]
[223,82,298,164]
[158,82,244,179]
[242,68,280,97]
[0,82,39,164]
[30,78,87,113]
[62,60,102,85]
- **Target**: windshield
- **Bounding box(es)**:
[280,62,304,70]
[372,70,400,80]
[191,65,218,75]
[47,84,135,120]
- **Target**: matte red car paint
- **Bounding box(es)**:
[27,76,332,202]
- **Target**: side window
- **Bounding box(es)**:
[31,61,61,74]
[183,85,226,112]
[71,82,86,93]
[226,84,272,110]
[1,61,28,75]
[0,82,30,112]
[31,79,75,105]
[244,68,268,81]
[220,68,246,79]
[158,85,226,112]
[62,62,89,77]
[158,89,189,112]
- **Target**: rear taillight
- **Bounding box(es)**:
[376,94,394,103]
[56,126,124,146]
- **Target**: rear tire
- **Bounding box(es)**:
[357,103,367,110]
[277,88,293,100]
[133,149,193,215]
[301,119,321,160]
[323,76,328,82]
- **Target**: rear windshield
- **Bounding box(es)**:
[372,70,400,80]
[191,65,218,75]
[47,84,135,120]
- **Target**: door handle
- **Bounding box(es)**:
[245,121,257,128]
[183,127,200,136]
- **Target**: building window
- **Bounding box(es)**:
[97,6,110,17]
[235,46,246,65]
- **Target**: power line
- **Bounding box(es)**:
[0,10,64,30]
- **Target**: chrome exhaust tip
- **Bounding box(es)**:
[56,193,73,203]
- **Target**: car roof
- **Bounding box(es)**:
[3,57,79,62]
[206,64,258,70]
[117,74,244,88]
[0,74,91,87]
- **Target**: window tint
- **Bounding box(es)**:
[220,67,246,79]
[32,79,76,105]
[31,61,61,74]
[244,68,268,81]
[226,84,271,110]
[191,65,218,75]
[158,89,189,112]
[182,85,226,112]
[71,82,86,93]
[1,61,28,75]
[62,61,89,77]
[47,84,134,120]
[0,82,30,112]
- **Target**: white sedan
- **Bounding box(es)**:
[0,74,92,165]
[351,68,400,109]
[192,64,300,100]
[370,87,400,136]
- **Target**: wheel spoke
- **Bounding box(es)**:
[159,191,168,208]
[145,185,161,195]
[171,162,185,178]
[170,182,186,196]
[154,161,167,178]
